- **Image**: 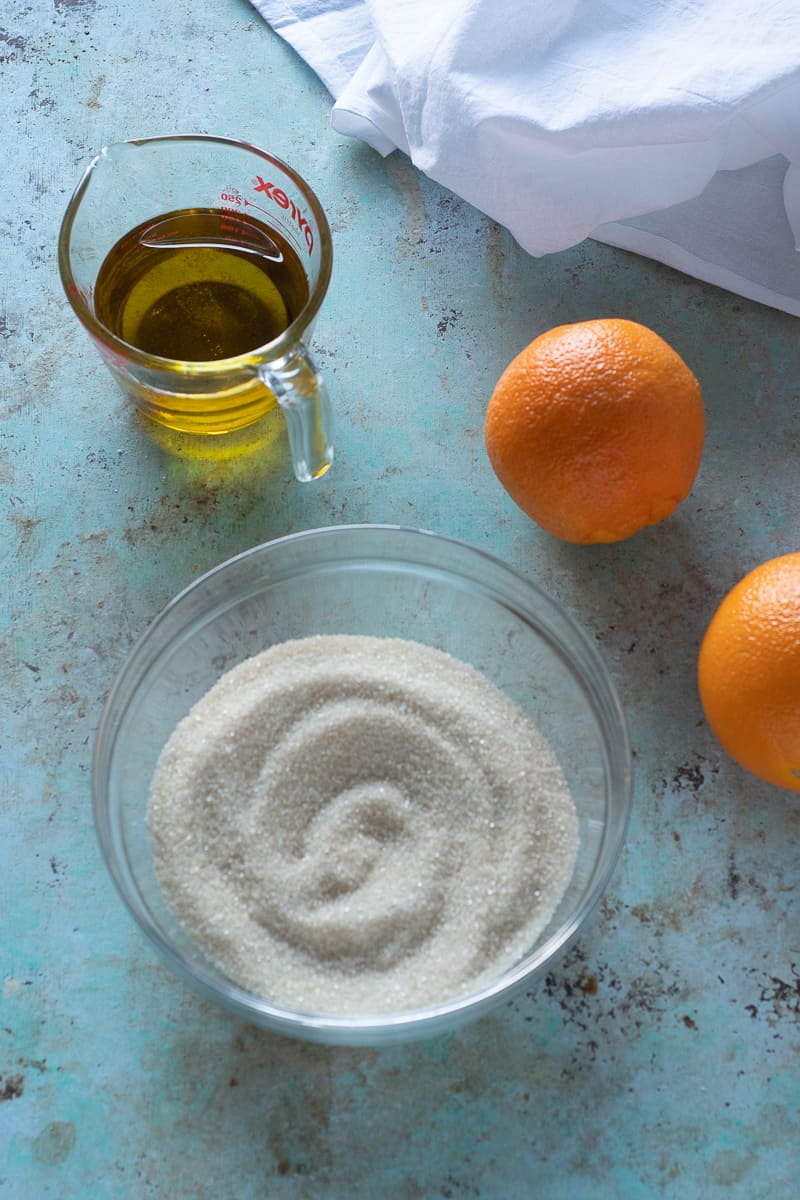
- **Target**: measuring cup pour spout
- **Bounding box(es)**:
[261,349,334,482]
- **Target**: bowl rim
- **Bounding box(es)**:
[93,523,632,1042]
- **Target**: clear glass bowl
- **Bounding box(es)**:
[93,525,632,1045]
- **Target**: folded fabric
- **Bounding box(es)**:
[251,0,800,316]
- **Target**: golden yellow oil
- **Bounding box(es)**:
[95,207,308,359]
[93,208,310,434]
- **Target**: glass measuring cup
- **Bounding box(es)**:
[58,134,334,481]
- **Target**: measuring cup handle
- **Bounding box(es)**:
[259,345,334,483]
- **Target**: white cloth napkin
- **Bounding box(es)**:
[251,0,800,316]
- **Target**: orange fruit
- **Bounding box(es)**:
[484,318,704,543]
[698,553,800,792]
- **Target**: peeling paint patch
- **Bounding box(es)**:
[0,29,26,52]
[32,1120,76,1165]
[54,0,97,12]
[710,1147,758,1188]
[86,73,105,108]
[29,87,56,112]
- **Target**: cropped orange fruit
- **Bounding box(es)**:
[698,553,800,792]
[484,318,704,543]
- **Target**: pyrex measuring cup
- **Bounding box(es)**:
[58,134,334,481]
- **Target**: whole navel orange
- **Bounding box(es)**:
[484,318,704,543]
[698,553,800,792]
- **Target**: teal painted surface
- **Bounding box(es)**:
[2,0,799,1195]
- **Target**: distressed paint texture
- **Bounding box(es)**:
[2,0,800,1196]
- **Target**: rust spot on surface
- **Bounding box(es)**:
[22,1057,47,1073]
[436,308,462,338]
[0,1073,24,1101]
[747,964,800,1023]
[727,852,741,901]
[629,902,683,931]
[682,1014,698,1030]
[578,974,598,995]
[277,1160,291,1176]
[672,762,704,792]
[10,512,44,550]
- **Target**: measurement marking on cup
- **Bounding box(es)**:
[251,176,314,255]
[243,199,305,257]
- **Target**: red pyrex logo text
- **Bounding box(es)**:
[252,175,315,255]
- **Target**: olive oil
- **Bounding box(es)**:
[94,208,309,361]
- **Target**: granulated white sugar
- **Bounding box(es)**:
[147,635,579,1015]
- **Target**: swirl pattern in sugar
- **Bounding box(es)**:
[147,635,579,1015]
